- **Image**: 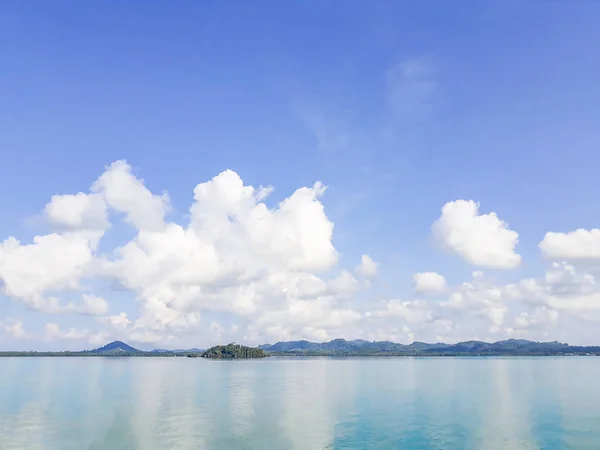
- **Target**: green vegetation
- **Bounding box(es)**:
[269,350,600,357]
[0,341,176,357]
[2,339,600,358]
[0,350,177,357]
[260,338,600,357]
[201,343,268,359]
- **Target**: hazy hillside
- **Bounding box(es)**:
[259,338,600,356]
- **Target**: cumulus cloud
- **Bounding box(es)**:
[0,161,165,316]
[0,320,32,340]
[355,254,378,278]
[505,263,599,318]
[44,323,89,341]
[432,200,521,269]
[100,312,132,331]
[544,262,596,294]
[80,295,109,316]
[514,306,558,331]
[539,229,600,260]
[441,276,508,330]
[45,192,108,232]
[366,300,433,323]
[438,261,600,340]
[5,160,600,347]
[0,160,370,346]
[364,299,465,344]
[252,298,362,342]
[91,160,170,232]
[327,270,361,297]
[99,167,344,340]
[413,272,446,293]
[0,233,99,312]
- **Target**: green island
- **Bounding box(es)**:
[200,343,268,359]
[1,338,600,358]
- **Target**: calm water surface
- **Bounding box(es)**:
[0,357,598,449]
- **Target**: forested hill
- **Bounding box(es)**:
[86,341,140,353]
[202,343,268,359]
[259,338,600,356]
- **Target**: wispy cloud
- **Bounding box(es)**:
[385,57,437,118]
[301,112,350,154]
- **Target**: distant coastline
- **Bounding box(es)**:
[2,338,600,358]
[258,338,600,357]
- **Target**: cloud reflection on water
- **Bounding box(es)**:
[1,357,600,449]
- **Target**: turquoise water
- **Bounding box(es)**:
[0,357,599,449]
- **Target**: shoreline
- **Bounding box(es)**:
[1,352,599,358]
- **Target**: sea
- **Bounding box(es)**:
[0,356,598,449]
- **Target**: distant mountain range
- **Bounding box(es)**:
[79,338,600,356]
[259,338,600,356]
[3,338,600,357]
[152,348,205,354]
[81,342,205,356]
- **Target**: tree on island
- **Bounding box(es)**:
[201,343,268,359]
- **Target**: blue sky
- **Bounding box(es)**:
[2,1,600,350]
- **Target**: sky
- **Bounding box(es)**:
[2,1,600,350]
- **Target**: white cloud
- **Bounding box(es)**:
[544,262,596,294]
[366,300,433,323]
[251,297,362,342]
[441,277,509,329]
[44,323,89,341]
[80,294,109,316]
[514,306,559,331]
[506,263,600,319]
[0,320,31,340]
[539,229,600,260]
[487,306,507,328]
[26,294,110,316]
[363,325,417,345]
[189,169,337,272]
[91,160,169,232]
[6,160,600,347]
[0,160,359,345]
[432,200,521,269]
[94,166,349,342]
[88,331,111,347]
[0,233,99,312]
[327,270,360,297]
[355,254,378,278]
[100,312,132,331]
[0,162,168,317]
[413,272,446,293]
[45,192,108,232]
[364,299,468,344]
